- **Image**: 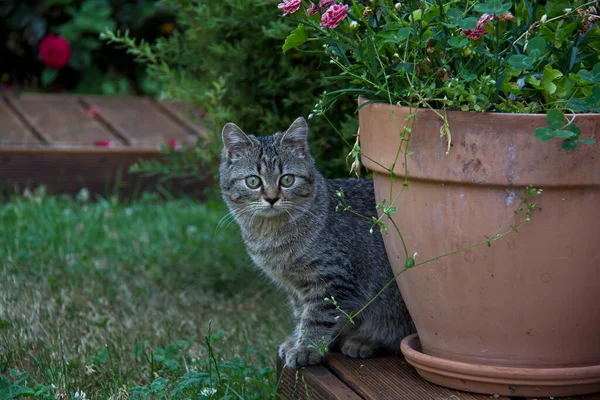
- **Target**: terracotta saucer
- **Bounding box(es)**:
[400,334,600,397]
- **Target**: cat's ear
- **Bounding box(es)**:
[277,117,309,157]
[222,122,254,159]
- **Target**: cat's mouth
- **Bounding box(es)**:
[258,204,285,217]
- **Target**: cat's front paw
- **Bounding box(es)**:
[341,339,376,359]
[278,337,298,361]
[282,344,324,369]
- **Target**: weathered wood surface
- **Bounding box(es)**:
[80,95,198,146]
[0,97,41,145]
[0,92,210,195]
[278,353,600,400]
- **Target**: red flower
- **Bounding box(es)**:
[86,107,99,117]
[38,35,71,69]
[277,0,302,16]
[321,4,349,28]
[307,3,319,15]
[94,140,116,148]
[166,139,181,149]
[462,14,494,40]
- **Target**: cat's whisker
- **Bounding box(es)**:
[215,203,258,237]
[283,202,319,220]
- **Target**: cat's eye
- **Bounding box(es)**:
[280,174,295,187]
[245,175,262,189]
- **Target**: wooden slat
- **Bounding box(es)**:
[156,100,210,141]
[277,357,364,400]
[5,94,121,146]
[0,97,42,145]
[81,96,195,146]
[324,353,509,400]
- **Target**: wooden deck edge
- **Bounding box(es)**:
[277,357,364,400]
[0,150,209,197]
[0,147,163,155]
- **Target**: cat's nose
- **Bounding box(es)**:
[264,197,279,205]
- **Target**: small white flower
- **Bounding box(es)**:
[186,225,198,236]
[200,387,217,396]
[349,20,358,30]
[76,188,90,203]
[74,390,87,399]
[540,14,547,24]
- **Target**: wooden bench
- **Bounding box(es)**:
[0,91,209,196]
[277,353,600,400]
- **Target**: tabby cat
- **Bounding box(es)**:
[219,117,414,368]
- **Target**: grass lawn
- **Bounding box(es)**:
[0,191,290,399]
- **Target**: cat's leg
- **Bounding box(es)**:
[280,295,341,368]
[278,295,302,360]
[339,290,413,359]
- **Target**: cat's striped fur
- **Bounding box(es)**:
[219,117,415,368]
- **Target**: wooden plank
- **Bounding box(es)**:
[155,100,210,141]
[0,148,209,198]
[0,97,42,145]
[278,357,364,400]
[5,93,122,146]
[324,353,509,400]
[81,96,195,146]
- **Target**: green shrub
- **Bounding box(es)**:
[103,0,358,180]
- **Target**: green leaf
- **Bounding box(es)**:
[566,123,581,138]
[91,347,109,364]
[541,65,563,95]
[534,127,555,141]
[150,377,169,392]
[526,36,546,59]
[578,63,600,83]
[404,258,415,269]
[446,8,463,24]
[41,68,58,86]
[555,129,575,138]
[377,28,411,44]
[561,139,578,151]
[579,138,596,145]
[283,24,308,53]
[458,17,478,30]
[448,37,468,48]
[474,0,512,14]
[508,55,535,70]
[546,109,565,130]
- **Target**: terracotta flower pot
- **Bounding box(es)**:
[358,98,600,397]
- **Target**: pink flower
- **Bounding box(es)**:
[321,4,349,28]
[94,140,116,148]
[320,0,336,8]
[278,0,302,15]
[86,107,99,117]
[307,3,319,15]
[166,139,181,149]
[462,13,494,40]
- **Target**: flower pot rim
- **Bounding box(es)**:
[357,96,600,118]
[401,334,600,380]
[401,334,600,396]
